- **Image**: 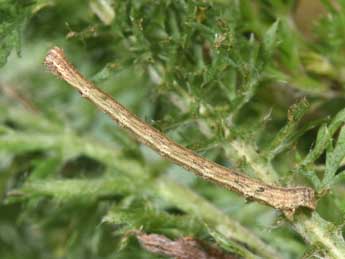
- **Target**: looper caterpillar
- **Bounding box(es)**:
[44,47,316,218]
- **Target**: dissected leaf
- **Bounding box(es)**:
[0,0,34,67]
[103,205,204,237]
[323,125,345,188]
[261,19,280,64]
[301,124,330,167]
[265,98,310,160]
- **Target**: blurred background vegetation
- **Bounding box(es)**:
[2,0,345,258]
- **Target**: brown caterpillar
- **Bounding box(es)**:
[44,47,316,218]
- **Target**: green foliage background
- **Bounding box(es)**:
[2,0,345,258]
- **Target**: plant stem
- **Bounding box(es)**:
[294,212,345,259]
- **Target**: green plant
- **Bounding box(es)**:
[1,1,345,258]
